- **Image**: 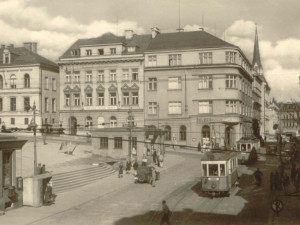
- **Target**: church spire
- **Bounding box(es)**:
[252,24,263,74]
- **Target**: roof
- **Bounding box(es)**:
[0,47,58,69]
[252,26,263,69]
[146,30,237,52]
[201,151,237,161]
[60,32,152,59]
[0,135,27,151]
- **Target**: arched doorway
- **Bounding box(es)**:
[69,116,77,135]
[202,125,210,145]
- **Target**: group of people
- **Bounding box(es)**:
[118,158,139,178]
[270,164,300,194]
[37,163,47,174]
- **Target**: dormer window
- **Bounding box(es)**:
[3,49,10,64]
[98,49,104,55]
[86,49,92,56]
[128,47,136,52]
[71,49,80,56]
[110,48,116,55]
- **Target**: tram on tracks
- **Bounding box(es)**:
[200,151,239,197]
[235,137,259,164]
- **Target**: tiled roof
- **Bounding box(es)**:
[0,47,58,69]
[146,30,237,51]
[60,33,152,59]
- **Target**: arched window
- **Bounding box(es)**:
[180,125,186,141]
[24,74,30,88]
[10,74,16,88]
[86,116,93,128]
[165,125,171,141]
[0,75,3,89]
[110,116,117,128]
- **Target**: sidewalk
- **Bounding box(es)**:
[0,153,184,225]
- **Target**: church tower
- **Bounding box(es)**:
[252,24,263,75]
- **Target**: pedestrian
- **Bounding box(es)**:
[142,154,147,166]
[44,182,53,205]
[37,163,42,175]
[283,173,290,194]
[159,154,164,168]
[270,171,275,191]
[151,167,156,187]
[254,168,263,186]
[197,142,201,152]
[41,164,46,174]
[153,149,157,164]
[133,160,138,171]
[126,159,131,174]
[118,162,124,178]
[160,200,171,225]
[274,170,282,191]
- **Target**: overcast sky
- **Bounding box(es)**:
[1,0,300,101]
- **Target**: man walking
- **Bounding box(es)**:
[160,200,171,225]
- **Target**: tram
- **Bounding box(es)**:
[235,137,259,164]
[200,151,239,197]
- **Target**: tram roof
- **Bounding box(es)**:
[201,151,237,161]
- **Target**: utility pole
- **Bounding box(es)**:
[128,108,133,158]
[32,101,38,175]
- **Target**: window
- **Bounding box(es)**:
[169,54,181,66]
[11,118,15,125]
[71,49,80,56]
[0,98,2,111]
[45,98,49,112]
[110,70,116,81]
[123,92,129,105]
[98,93,104,105]
[180,125,186,141]
[165,126,171,141]
[24,74,30,88]
[97,70,104,82]
[52,118,55,124]
[74,74,80,83]
[86,116,93,128]
[128,47,136,52]
[225,101,238,114]
[208,164,218,176]
[148,55,157,67]
[24,118,29,125]
[226,75,237,89]
[168,102,181,114]
[4,53,10,64]
[168,77,181,89]
[100,137,108,149]
[110,48,116,55]
[132,92,139,105]
[122,69,129,81]
[24,97,30,111]
[198,101,212,114]
[98,49,104,55]
[198,75,212,89]
[0,75,3,89]
[220,164,225,176]
[52,98,56,112]
[199,52,213,64]
[86,93,93,106]
[66,74,71,83]
[114,137,122,149]
[10,74,16,88]
[202,164,207,176]
[148,102,158,114]
[86,49,92,56]
[110,92,117,105]
[45,77,49,89]
[74,94,80,106]
[65,94,70,106]
[148,78,157,91]
[86,71,92,83]
[52,78,56,91]
[110,116,117,128]
[132,69,138,81]
[226,51,237,63]
[10,98,16,111]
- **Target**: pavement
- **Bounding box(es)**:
[0,136,184,225]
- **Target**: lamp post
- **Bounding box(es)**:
[28,101,38,175]
[128,108,133,159]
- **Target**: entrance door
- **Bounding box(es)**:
[202,125,210,145]
[69,117,77,135]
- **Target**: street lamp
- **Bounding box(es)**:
[26,101,38,175]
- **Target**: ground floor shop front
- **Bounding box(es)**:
[145,115,253,150]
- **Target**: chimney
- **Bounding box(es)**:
[151,27,160,39]
[24,42,38,53]
[125,30,134,40]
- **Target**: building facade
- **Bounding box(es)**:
[58,31,151,135]
[0,43,59,129]
[279,102,300,136]
[144,29,254,149]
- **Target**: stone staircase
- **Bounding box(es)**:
[52,163,116,193]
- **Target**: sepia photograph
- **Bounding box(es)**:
[0,0,300,224]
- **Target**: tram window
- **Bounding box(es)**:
[241,144,246,151]
[247,144,251,150]
[208,164,218,176]
[220,164,225,176]
[202,164,207,176]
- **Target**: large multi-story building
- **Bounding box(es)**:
[279,102,300,136]
[0,43,59,129]
[144,28,254,149]
[58,31,151,135]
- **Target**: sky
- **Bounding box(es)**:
[1,0,300,101]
